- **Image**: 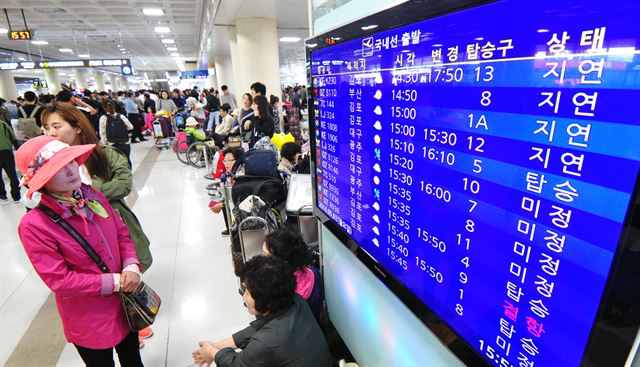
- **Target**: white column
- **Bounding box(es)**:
[228,27,242,95]
[0,71,18,100]
[94,70,106,92]
[74,69,89,90]
[214,55,235,94]
[120,76,129,91]
[44,68,61,95]
[235,18,282,100]
[206,63,218,90]
[109,75,118,92]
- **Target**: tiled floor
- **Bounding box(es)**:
[1,140,252,366]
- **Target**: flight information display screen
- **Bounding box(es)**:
[309,1,640,366]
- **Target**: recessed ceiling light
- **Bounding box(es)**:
[361,25,378,31]
[0,28,8,34]
[142,8,164,16]
[32,40,49,45]
[166,47,178,51]
[161,39,175,44]
[154,26,171,33]
[78,54,90,58]
[279,37,301,43]
[59,48,73,53]
[170,53,180,57]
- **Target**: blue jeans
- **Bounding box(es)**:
[207,111,219,131]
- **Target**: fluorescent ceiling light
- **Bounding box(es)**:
[154,26,171,33]
[166,47,178,51]
[143,8,164,16]
[170,53,180,57]
[0,28,8,34]
[78,54,90,58]
[161,39,175,44]
[279,37,301,42]
[59,48,73,53]
[361,25,378,30]
[32,40,48,45]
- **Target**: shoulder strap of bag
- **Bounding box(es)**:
[37,204,111,273]
[29,106,41,118]
[18,106,26,116]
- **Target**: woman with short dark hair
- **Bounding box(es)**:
[192,256,334,367]
[278,142,302,178]
[263,230,322,318]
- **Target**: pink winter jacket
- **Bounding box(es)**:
[18,184,140,349]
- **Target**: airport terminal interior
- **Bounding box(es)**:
[1,0,640,366]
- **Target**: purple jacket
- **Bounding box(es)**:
[18,184,140,349]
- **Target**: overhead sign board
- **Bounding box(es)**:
[121,65,133,76]
[10,30,32,40]
[0,58,131,71]
[179,70,209,79]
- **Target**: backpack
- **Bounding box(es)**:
[244,149,278,178]
[230,195,281,252]
[231,175,287,207]
[115,100,127,115]
[106,114,129,143]
[17,106,42,139]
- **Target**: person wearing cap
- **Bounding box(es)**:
[41,102,155,344]
[184,116,206,144]
[16,135,144,366]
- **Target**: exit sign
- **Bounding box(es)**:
[10,30,32,40]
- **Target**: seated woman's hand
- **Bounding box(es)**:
[193,341,218,366]
[211,203,223,213]
[120,271,141,293]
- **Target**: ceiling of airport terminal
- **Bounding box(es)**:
[207,0,310,68]
[0,0,203,71]
[0,0,310,74]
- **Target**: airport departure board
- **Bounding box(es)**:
[309,1,640,366]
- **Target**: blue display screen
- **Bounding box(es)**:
[310,1,640,366]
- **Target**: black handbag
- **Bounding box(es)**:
[38,204,161,331]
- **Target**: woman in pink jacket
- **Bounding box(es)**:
[16,135,144,367]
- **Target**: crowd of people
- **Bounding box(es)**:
[0,80,336,367]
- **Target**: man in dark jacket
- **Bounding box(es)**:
[205,90,220,131]
[192,256,334,367]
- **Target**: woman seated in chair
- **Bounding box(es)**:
[262,230,323,319]
[192,256,333,367]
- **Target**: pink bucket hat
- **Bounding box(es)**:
[15,136,95,199]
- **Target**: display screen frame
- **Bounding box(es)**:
[305,1,640,366]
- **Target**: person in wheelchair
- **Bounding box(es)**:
[184,117,207,145]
